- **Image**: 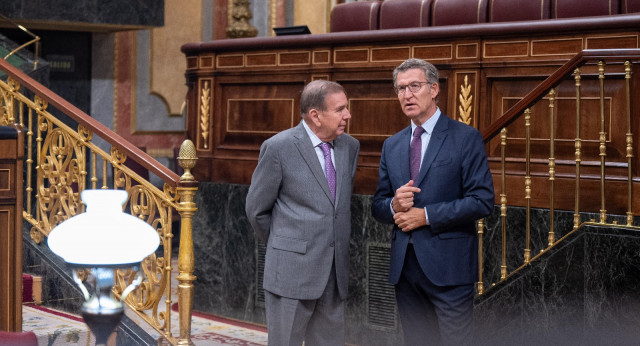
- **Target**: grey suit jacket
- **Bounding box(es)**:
[246,121,360,300]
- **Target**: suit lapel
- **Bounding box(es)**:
[333,135,349,208]
[415,115,449,185]
[293,122,335,204]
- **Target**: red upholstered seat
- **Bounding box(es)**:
[489,0,550,22]
[380,0,433,29]
[330,1,382,32]
[622,0,640,13]
[553,0,619,18]
[0,331,38,346]
[432,0,489,26]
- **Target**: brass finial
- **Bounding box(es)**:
[178,140,197,182]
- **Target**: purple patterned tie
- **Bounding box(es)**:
[410,126,425,181]
[319,142,336,200]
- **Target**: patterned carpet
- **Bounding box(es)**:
[22,304,95,345]
[22,303,267,345]
[127,304,268,345]
[21,257,267,345]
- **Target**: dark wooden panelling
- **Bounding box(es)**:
[484,41,529,58]
[313,50,331,64]
[246,53,277,67]
[199,56,214,68]
[0,165,11,192]
[227,99,295,133]
[0,132,23,332]
[217,54,244,68]
[335,49,369,63]
[371,47,411,62]
[531,38,583,56]
[217,82,304,151]
[348,98,406,136]
[186,56,198,70]
[457,43,479,59]
[279,52,310,66]
[413,44,453,60]
[184,29,640,205]
[586,34,638,49]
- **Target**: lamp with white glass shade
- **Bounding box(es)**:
[47,189,159,345]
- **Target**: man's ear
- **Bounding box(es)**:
[308,109,322,127]
[430,83,440,99]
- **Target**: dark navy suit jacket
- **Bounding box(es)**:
[372,114,495,286]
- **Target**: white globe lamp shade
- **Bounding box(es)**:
[47,189,160,267]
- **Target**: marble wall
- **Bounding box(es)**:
[476,223,640,345]
[193,181,640,345]
[0,1,163,27]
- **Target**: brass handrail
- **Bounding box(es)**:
[482,49,640,140]
[0,13,40,69]
[478,49,640,295]
[0,56,197,345]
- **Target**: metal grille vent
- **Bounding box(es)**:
[256,240,266,307]
[367,243,397,331]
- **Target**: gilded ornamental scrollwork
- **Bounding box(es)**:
[2,57,198,345]
[36,127,84,237]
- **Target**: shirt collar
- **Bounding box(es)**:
[302,119,332,148]
[411,107,441,135]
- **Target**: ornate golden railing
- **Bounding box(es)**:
[0,57,197,345]
[478,49,640,294]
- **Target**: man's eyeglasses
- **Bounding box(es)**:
[394,81,431,95]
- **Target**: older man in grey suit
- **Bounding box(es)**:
[246,80,360,346]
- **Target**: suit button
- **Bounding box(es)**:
[330,241,335,247]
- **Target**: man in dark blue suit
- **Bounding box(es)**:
[372,58,494,345]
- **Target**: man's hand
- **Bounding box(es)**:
[392,180,421,213]
[394,207,427,232]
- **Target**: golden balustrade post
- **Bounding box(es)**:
[34,97,44,242]
[548,88,556,246]
[624,61,633,226]
[91,152,97,189]
[101,157,108,189]
[176,140,198,346]
[598,61,607,223]
[500,128,507,280]
[573,68,582,230]
[19,100,24,126]
[477,218,484,294]
[26,107,33,218]
[524,108,531,263]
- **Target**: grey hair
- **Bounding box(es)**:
[392,58,439,88]
[300,80,346,117]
